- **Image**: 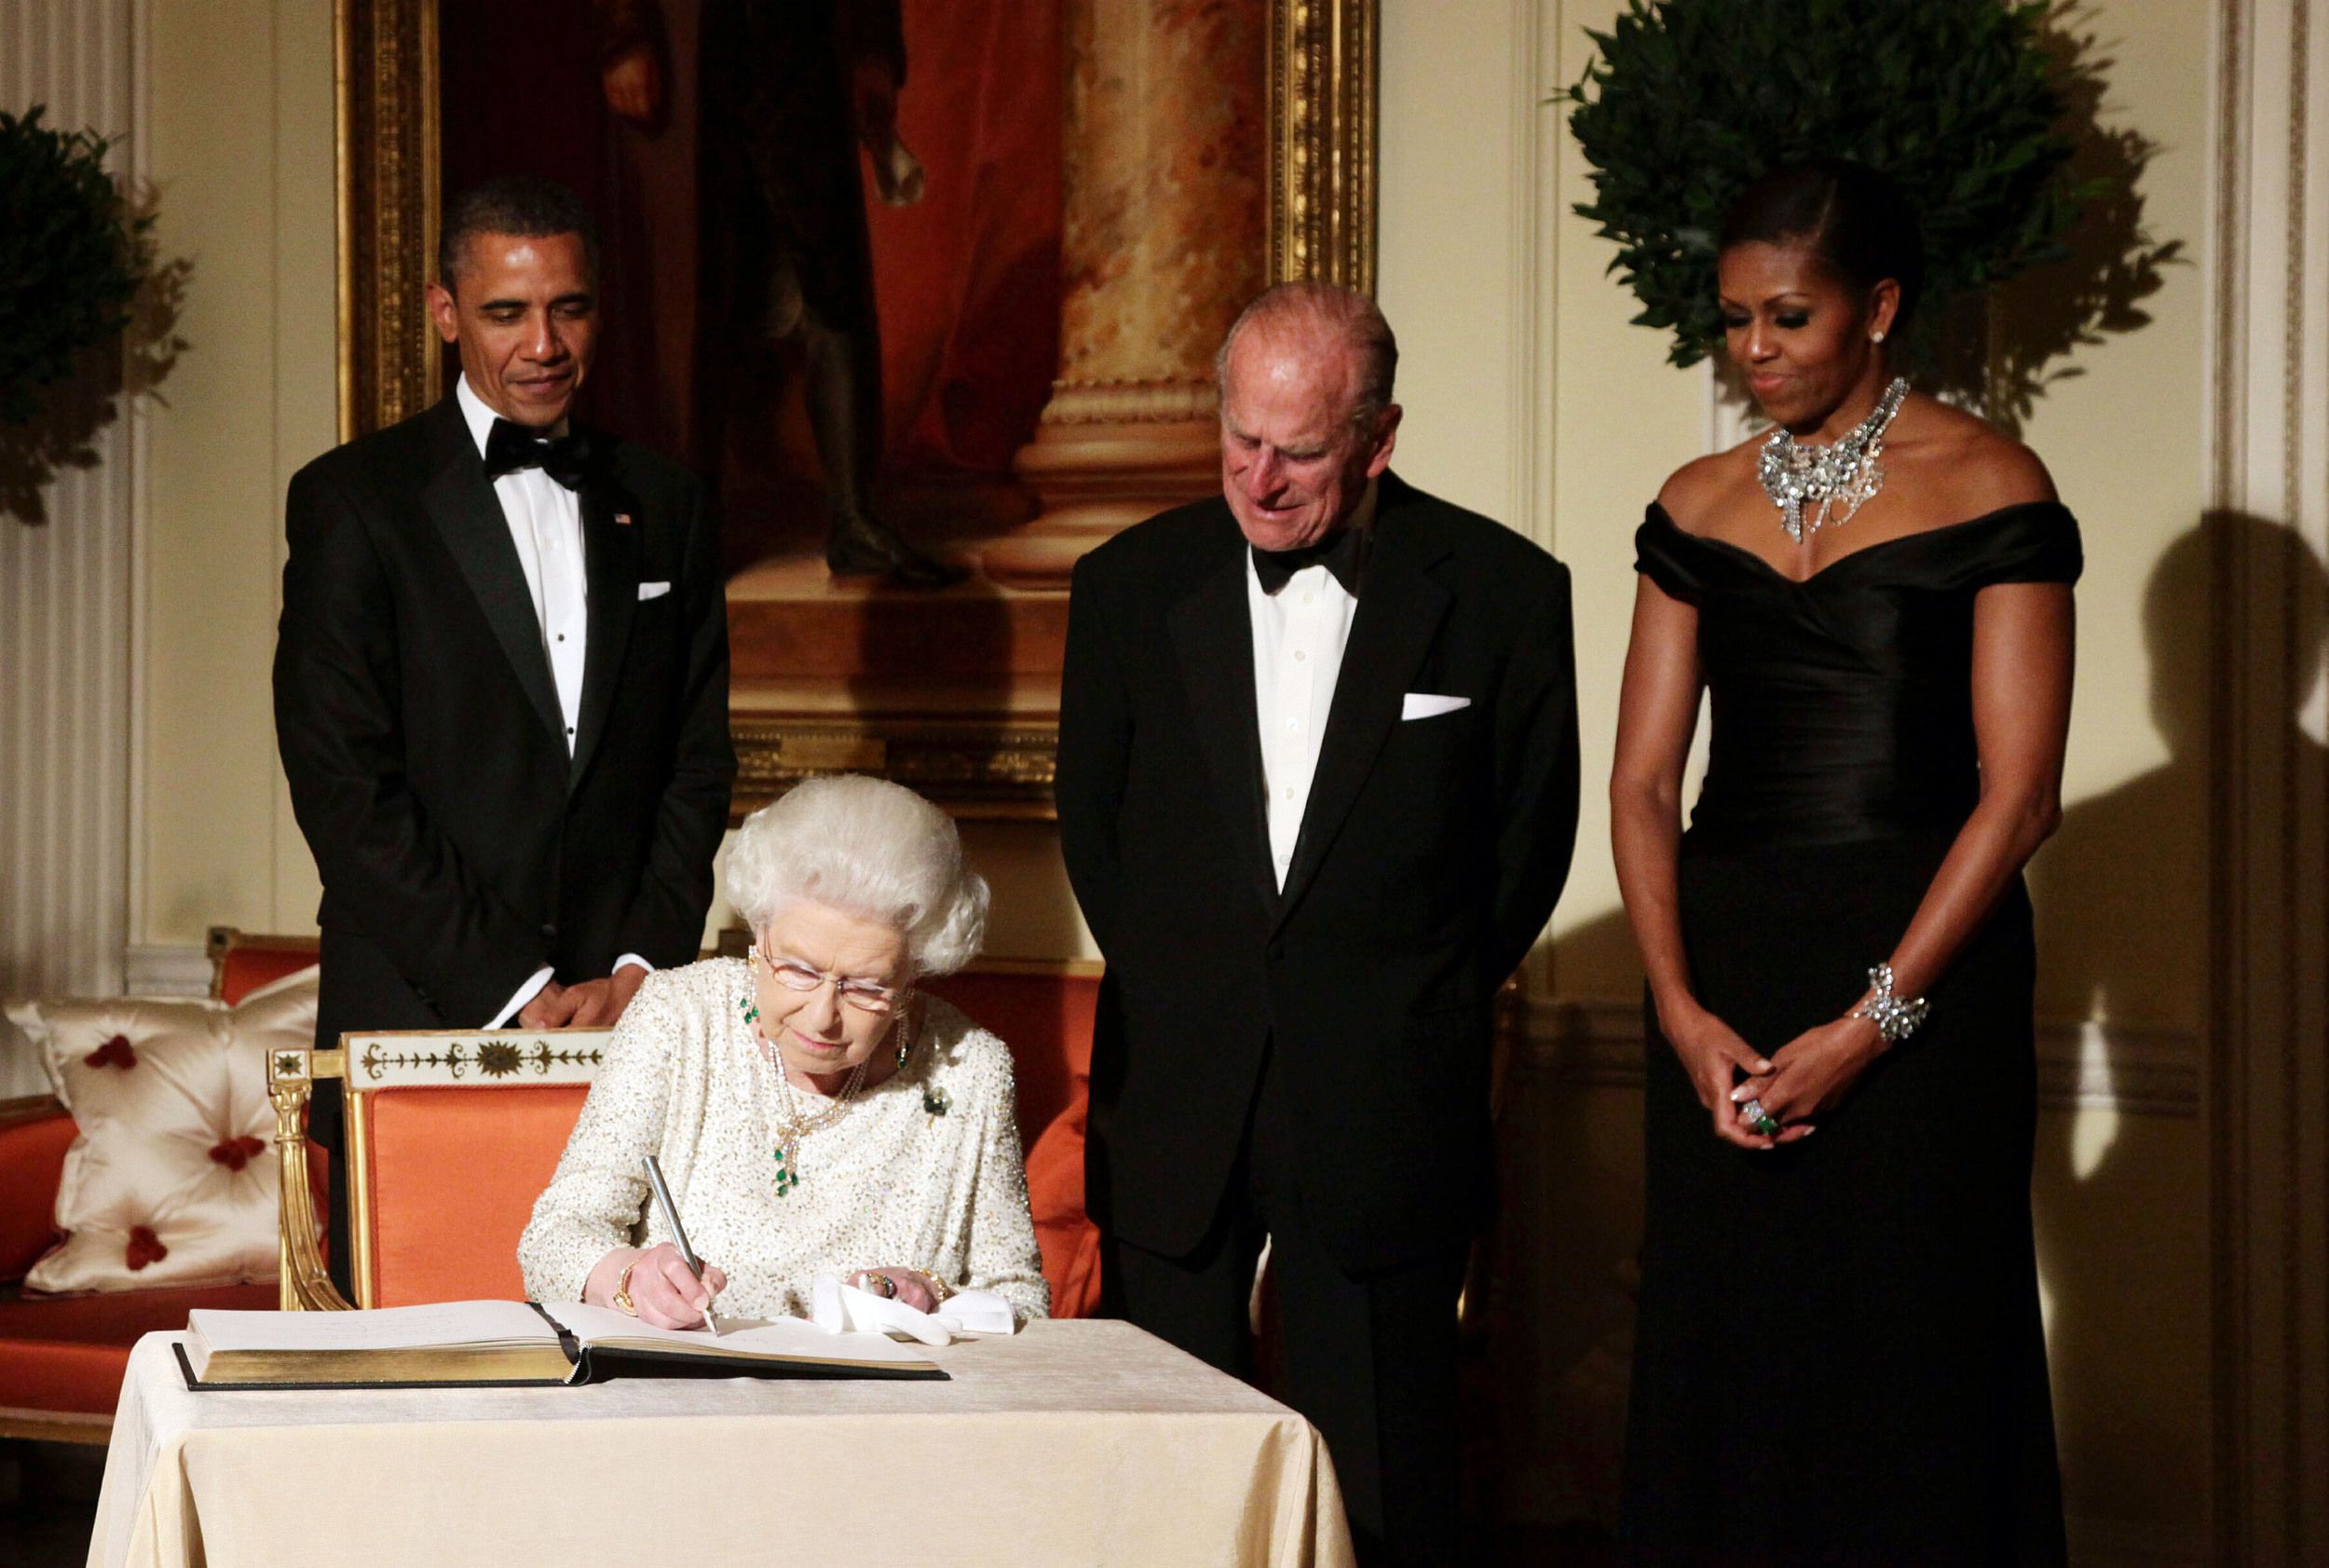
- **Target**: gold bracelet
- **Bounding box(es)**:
[613,1259,639,1316]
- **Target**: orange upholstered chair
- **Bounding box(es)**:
[270,1029,610,1310]
[363,1084,596,1307]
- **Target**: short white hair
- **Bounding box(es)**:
[1214,280,1399,433]
[726,775,990,978]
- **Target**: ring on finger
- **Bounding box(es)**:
[860,1269,897,1299]
[1740,1098,1782,1139]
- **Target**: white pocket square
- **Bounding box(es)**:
[1401,692,1471,720]
[637,581,672,602]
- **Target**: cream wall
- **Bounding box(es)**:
[1380,2,2211,1560]
[137,0,333,948]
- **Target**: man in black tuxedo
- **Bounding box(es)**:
[1056,281,1578,1564]
[274,176,734,1291]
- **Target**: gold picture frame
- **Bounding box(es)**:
[334,1,1378,814]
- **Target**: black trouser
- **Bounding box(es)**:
[1101,1122,1468,1567]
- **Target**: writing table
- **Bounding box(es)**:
[89,1317,1353,1568]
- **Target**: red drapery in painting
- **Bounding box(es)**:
[437,0,1061,510]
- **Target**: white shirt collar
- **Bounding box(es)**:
[455,373,568,460]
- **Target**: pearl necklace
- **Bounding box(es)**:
[1756,375,1910,543]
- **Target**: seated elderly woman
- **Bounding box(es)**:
[518,775,1050,1329]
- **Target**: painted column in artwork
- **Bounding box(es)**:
[978,0,1266,589]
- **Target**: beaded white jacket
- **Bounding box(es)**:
[517,958,1052,1324]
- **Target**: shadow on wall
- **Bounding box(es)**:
[1946,7,2186,433]
[2033,514,2325,1035]
[0,184,190,525]
[2023,514,2324,1535]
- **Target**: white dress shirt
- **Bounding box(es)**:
[1246,481,1378,890]
[456,374,589,751]
[455,375,647,1025]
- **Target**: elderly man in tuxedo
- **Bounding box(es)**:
[1056,280,1579,1564]
[273,175,734,1291]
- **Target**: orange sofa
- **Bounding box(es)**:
[0,932,319,1441]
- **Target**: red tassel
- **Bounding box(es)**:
[85,1034,138,1070]
[209,1135,266,1172]
[126,1225,169,1271]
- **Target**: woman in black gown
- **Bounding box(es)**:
[1612,162,2075,1566]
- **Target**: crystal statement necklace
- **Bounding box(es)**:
[1756,375,1910,543]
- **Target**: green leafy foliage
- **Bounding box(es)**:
[1564,0,2092,368]
[0,106,148,426]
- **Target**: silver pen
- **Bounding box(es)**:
[643,1154,720,1333]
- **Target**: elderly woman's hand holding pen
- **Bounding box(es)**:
[583,1242,728,1329]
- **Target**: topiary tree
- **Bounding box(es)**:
[1563,0,2098,370]
[0,106,149,427]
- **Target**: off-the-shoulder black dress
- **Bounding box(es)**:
[1619,501,2080,1567]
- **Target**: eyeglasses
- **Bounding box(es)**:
[748,945,900,1014]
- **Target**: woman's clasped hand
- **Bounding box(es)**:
[1655,996,1787,1149]
[1723,1009,1892,1146]
[1661,991,1894,1150]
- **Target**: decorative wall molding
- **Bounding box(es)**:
[334,0,438,441]
[729,715,1060,821]
[2205,1,2329,1561]
[1520,999,2201,1118]
[1509,0,1550,557]
[1267,0,1377,293]
[121,943,213,999]
[1,0,142,1056]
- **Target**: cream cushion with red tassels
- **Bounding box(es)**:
[5,966,318,1293]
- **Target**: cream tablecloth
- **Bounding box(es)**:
[88,1318,1353,1568]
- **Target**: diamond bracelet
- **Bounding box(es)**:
[1851,962,1930,1043]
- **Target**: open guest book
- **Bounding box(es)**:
[175,1300,947,1389]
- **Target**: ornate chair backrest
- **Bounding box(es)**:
[270,1029,610,1310]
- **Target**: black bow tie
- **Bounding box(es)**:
[1252,525,1367,595]
[483,417,595,489]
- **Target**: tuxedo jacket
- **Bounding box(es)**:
[1056,473,1579,1275]
[274,396,734,1144]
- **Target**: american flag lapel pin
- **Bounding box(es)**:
[613,511,633,526]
